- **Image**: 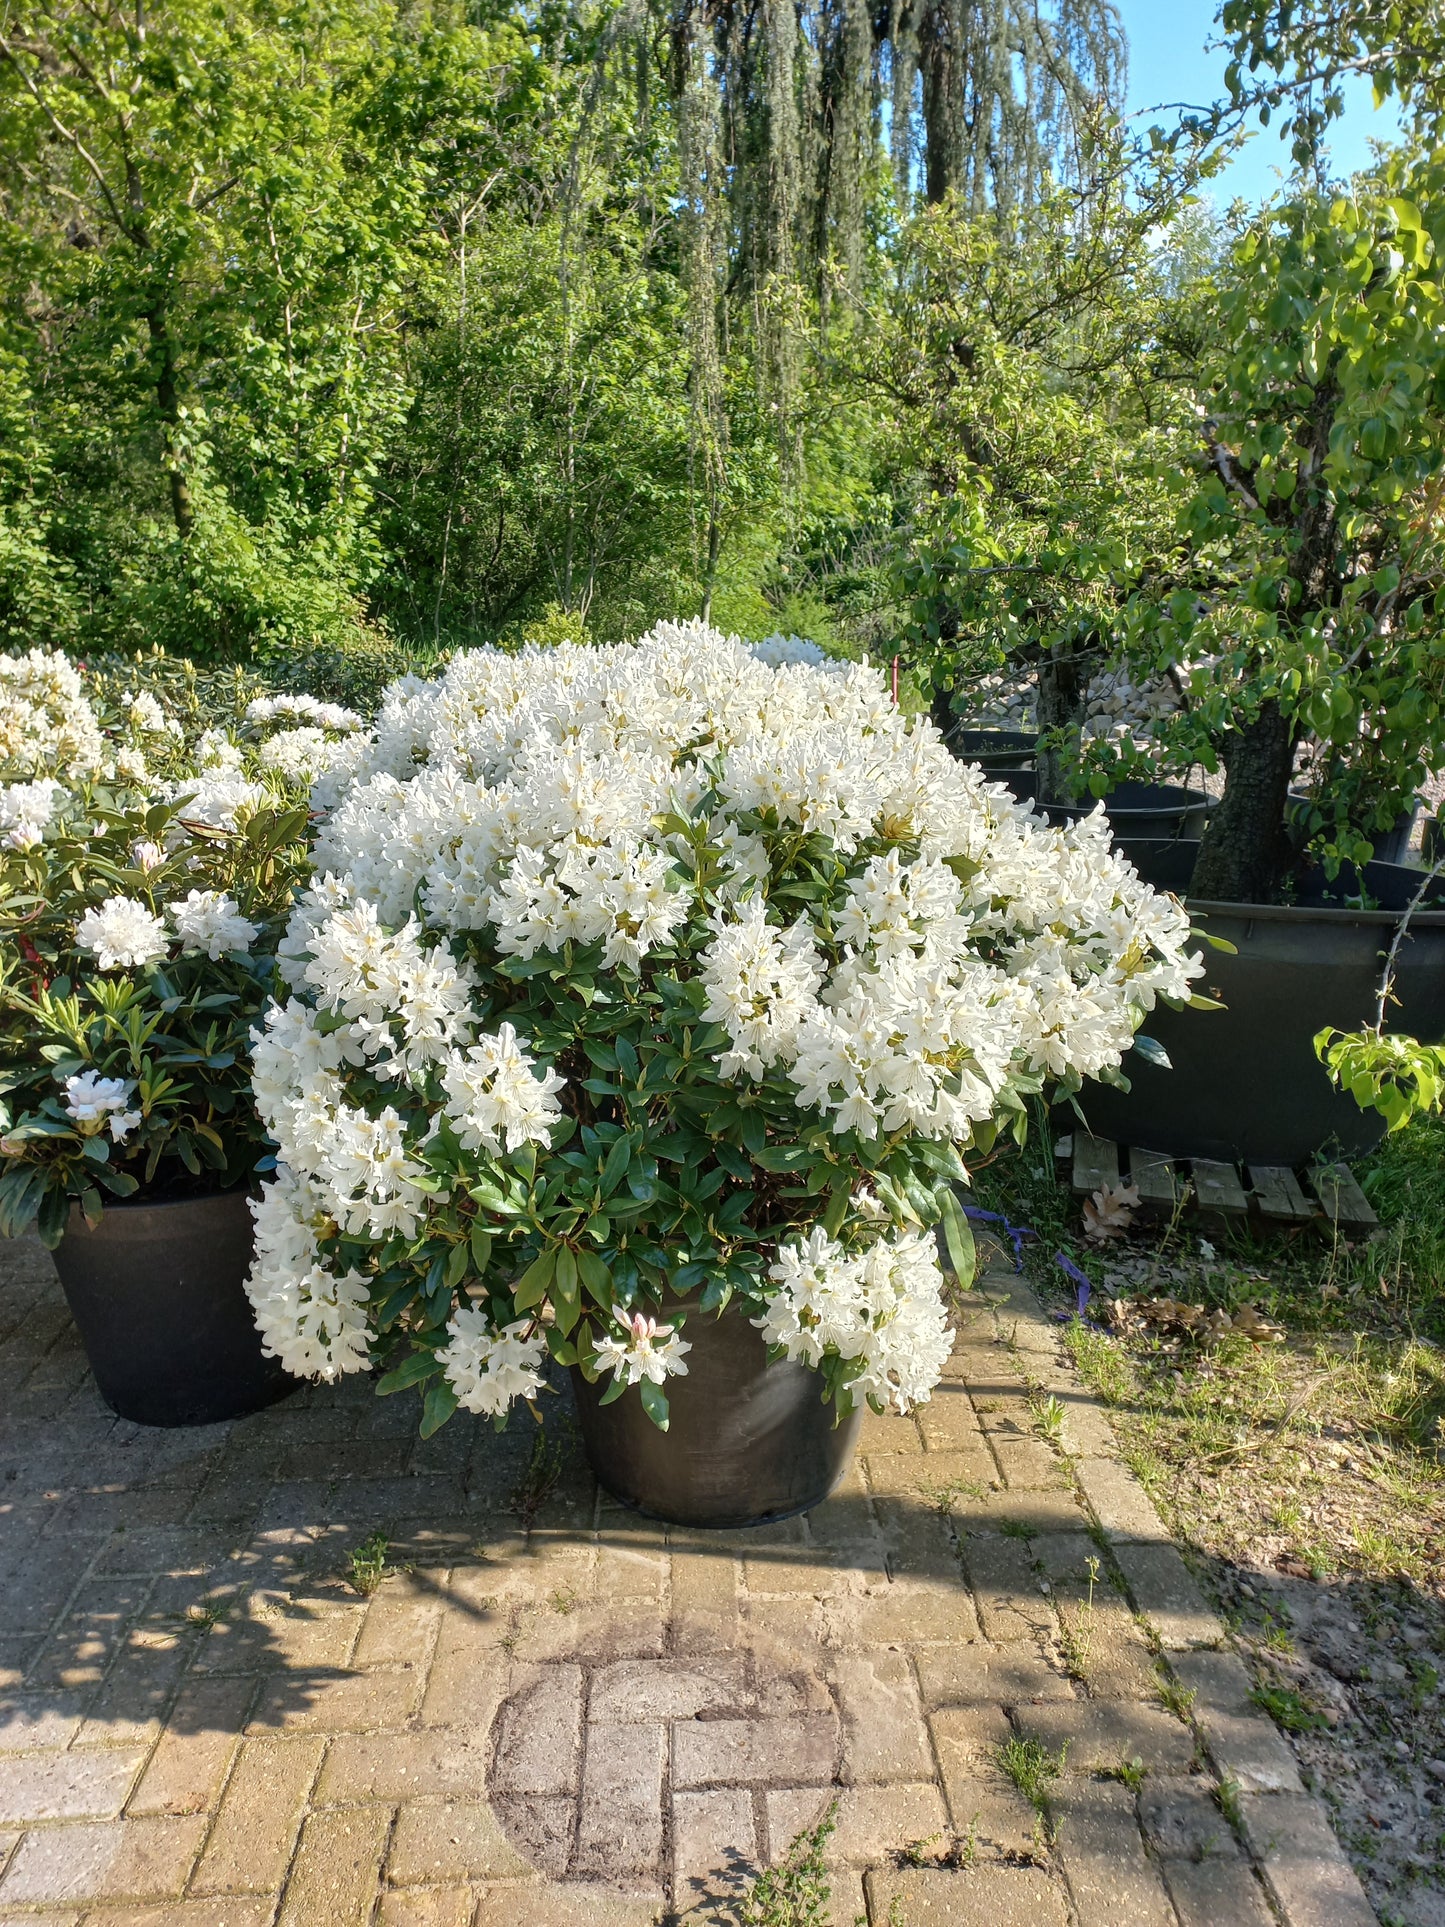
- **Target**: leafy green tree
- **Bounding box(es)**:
[1120,145,1445,901]
[0,0,512,655]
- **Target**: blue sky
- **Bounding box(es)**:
[1114,0,1404,205]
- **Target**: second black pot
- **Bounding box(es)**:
[51,1189,296,1427]
[1078,849,1445,1165]
[1036,779,1214,841]
[570,1295,862,1528]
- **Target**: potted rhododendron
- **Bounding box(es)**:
[0,651,358,1425]
[245,623,1201,1525]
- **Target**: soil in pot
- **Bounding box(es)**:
[1078,846,1445,1165]
[51,1188,296,1427]
[569,1294,862,1528]
[949,727,1038,772]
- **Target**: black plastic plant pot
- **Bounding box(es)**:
[1078,849,1445,1166]
[949,729,1037,796]
[1038,781,1214,841]
[570,1295,863,1528]
[51,1189,296,1427]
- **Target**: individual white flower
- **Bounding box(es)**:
[3,819,43,852]
[169,889,260,960]
[593,1307,692,1387]
[62,1071,140,1138]
[439,1024,565,1155]
[75,895,169,970]
[441,1310,548,1416]
[131,839,165,872]
[114,747,149,782]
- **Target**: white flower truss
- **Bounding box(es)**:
[169,890,260,960]
[0,651,107,779]
[247,621,1201,1422]
[74,895,170,971]
[62,1071,142,1142]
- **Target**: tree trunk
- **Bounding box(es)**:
[145,307,193,540]
[700,511,721,623]
[1189,700,1296,903]
[1035,646,1090,806]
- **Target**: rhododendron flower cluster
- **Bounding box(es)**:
[246,621,1201,1432]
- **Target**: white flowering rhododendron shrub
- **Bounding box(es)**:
[246,622,1202,1427]
[0,652,340,1247]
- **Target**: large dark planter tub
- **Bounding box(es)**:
[570,1295,862,1528]
[1079,848,1445,1165]
[51,1189,295,1427]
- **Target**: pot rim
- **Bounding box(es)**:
[1188,894,1445,928]
[66,1184,254,1224]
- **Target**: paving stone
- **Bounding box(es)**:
[319,1728,493,1805]
[673,1714,837,1789]
[489,1664,583,1797]
[192,1604,363,1675]
[420,1612,511,1728]
[765,1781,946,1866]
[948,1488,1087,1535]
[574,1722,665,1882]
[992,1437,1072,1490]
[865,1448,996,1501]
[672,1785,756,1896]
[871,1506,964,1584]
[0,1747,144,1822]
[126,1676,253,1816]
[277,1805,391,1927]
[1168,1645,1255,1712]
[1111,1542,1227,1651]
[588,1657,749,1724]
[1238,1791,1379,1926]
[0,1693,88,1751]
[387,1797,537,1883]
[963,1537,1056,1644]
[246,1662,421,1734]
[1140,1776,1243,1859]
[1051,1778,1177,1927]
[928,1703,1013,1765]
[913,1381,988,1452]
[352,1581,446,1669]
[858,1409,923,1454]
[830,1649,931,1783]
[0,1816,205,1904]
[510,1606,665,1664]
[190,1733,324,1894]
[377,1888,478,1927]
[914,1646,1073,1709]
[79,1904,274,1927]
[1197,1708,1305,1794]
[850,1582,978,1647]
[1072,1457,1168,1542]
[741,1545,885,1597]
[864,1864,1069,1926]
[473,1890,664,1926]
[1013,1699,1197,1775]
[1162,1855,1276,1927]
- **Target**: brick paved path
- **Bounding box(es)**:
[0,1233,1376,1925]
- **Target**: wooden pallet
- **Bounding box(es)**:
[1055,1131,1378,1236]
